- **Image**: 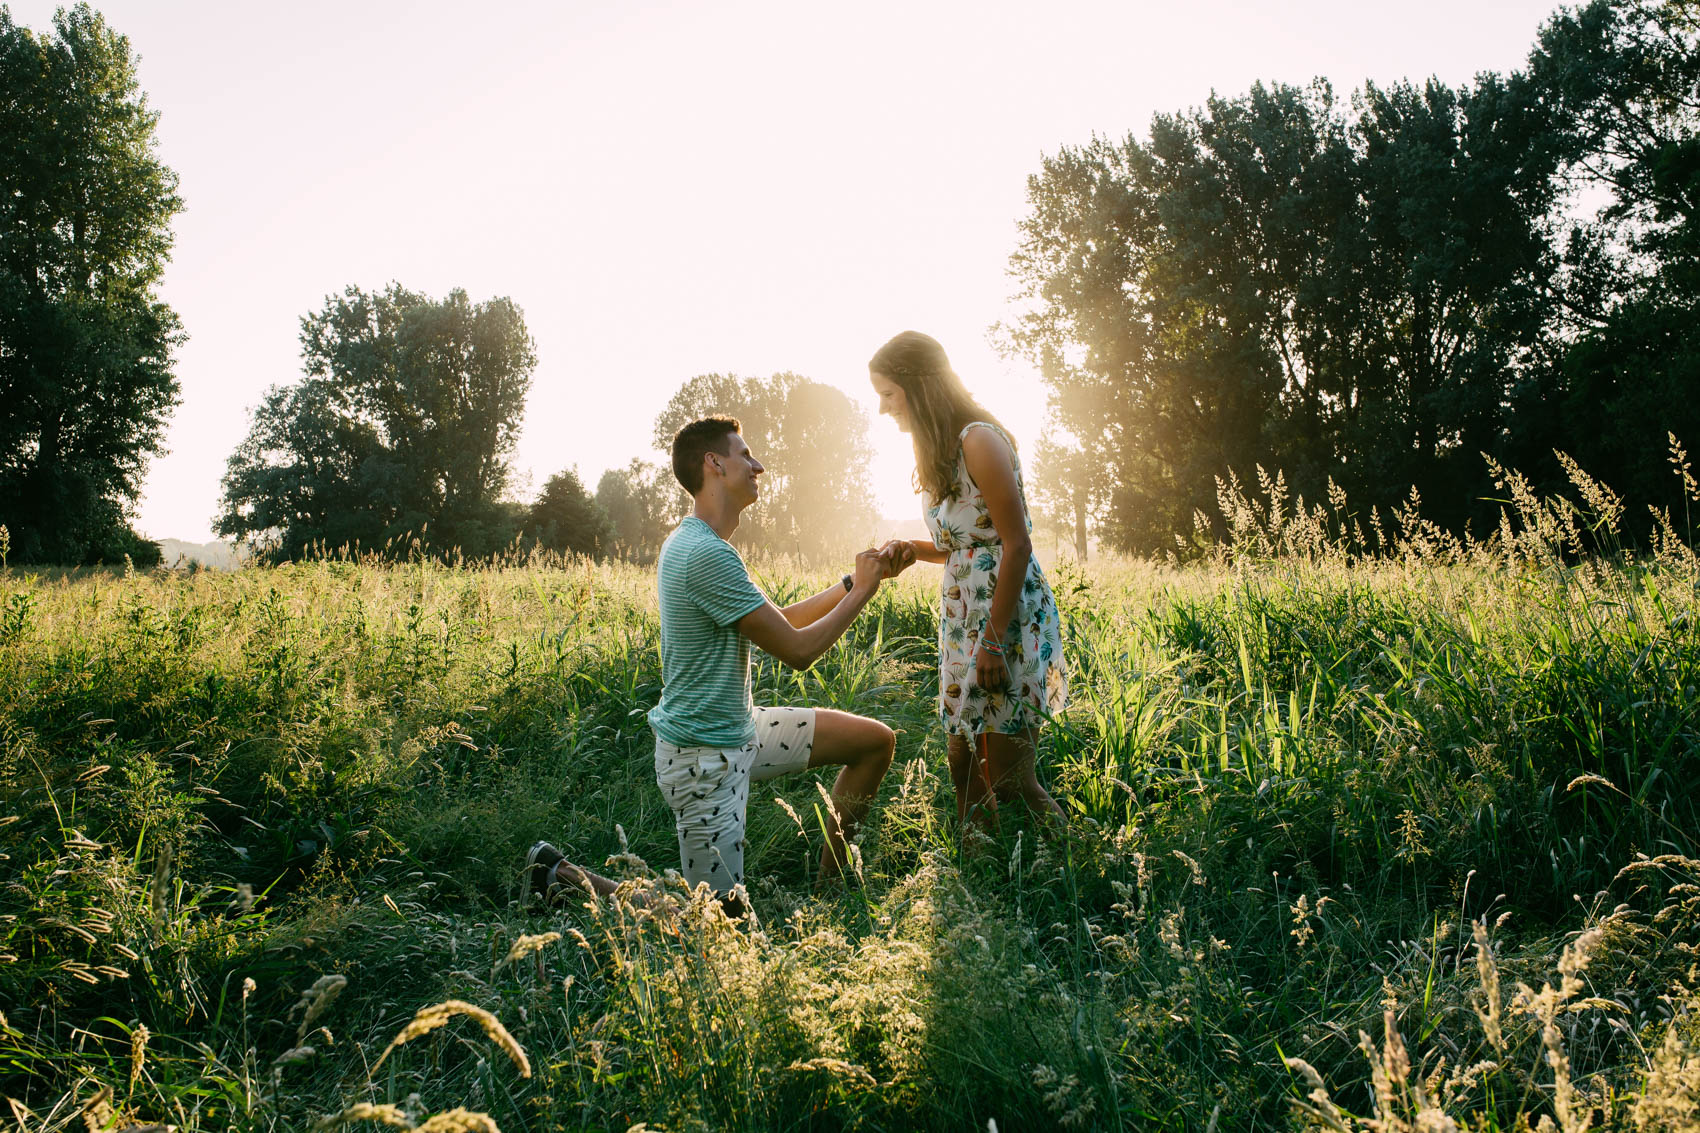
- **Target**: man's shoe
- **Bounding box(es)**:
[523,840,565,907]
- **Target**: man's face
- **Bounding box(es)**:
[708,432,764,507]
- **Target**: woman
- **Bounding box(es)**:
[869,331,1068,829]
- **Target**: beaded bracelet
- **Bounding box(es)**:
[980,638,1005,657]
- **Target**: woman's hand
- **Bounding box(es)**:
[973,642,1010,693]
[878,539,917,577]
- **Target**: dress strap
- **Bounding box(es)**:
[958,420,1013,447]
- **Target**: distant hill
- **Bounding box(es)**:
[156,539,247,570]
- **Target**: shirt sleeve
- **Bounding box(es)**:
[687,539,767,627]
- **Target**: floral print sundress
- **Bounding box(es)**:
[923,422,1069,736]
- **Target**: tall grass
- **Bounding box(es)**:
[3,448,1698,1129]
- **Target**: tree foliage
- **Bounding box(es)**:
[1511,0,1700,512]
[652,373,877,561]
[1009,69,1569,552]
[526,469,610,558]
[595,459,685,562]
[0,4,182,564]
[215,285,535,559]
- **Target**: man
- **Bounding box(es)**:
[525,416,912,911]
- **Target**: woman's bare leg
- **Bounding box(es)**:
[983,728,1065,834]
[947,732,998,831]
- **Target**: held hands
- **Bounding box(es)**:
[852,548,886,593]
[875,539,916,578]
[849,540,916,596]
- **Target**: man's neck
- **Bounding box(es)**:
[691,490,741,541]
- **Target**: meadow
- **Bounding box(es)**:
[3,458,1699,1132]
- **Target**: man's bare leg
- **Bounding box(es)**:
[806,708,895,882]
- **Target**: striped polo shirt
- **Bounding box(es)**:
[646,517,768,748]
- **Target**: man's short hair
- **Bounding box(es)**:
[671,416,742,495]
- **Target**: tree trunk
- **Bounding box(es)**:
[1073,487,1089,562]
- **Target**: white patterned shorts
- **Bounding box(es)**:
[653,705,816,894]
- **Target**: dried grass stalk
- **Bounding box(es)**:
[373,1000,530,1078]
[293,974,349,1042]
[415,1109,500,1132]
[313,1102,414,1129]
[491,931,560,978]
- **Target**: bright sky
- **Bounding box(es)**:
[10,0,1564,543]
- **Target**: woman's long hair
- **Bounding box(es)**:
[869,331,1010,500]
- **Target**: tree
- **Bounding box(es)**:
[596,459,685,562]
[0,5,183,564]
[215,285,535,559]
[1509,0,1700,517]
[526,469,610,558]
[1008,74,1563,552]
[652,373,878,562]
[1029,428,1102,561]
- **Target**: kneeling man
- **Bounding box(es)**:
[527,416,911,910]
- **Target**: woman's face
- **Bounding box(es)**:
[869,371,911,433]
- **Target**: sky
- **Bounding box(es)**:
[8,0,1567,543]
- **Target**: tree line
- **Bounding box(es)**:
[1010,0,1699,556]
[211,287,877,564]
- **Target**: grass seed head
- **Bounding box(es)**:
[492,931,561,978]
[414,1108,500,1132]
[374,1000,530,1079]
[314,1102,414,1130]
[293,974,348,1042]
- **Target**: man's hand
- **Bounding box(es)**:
[852,548,885,593]
[877,539,916,578]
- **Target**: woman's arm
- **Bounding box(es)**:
[960,427,1032,693]
[904,538,949,565]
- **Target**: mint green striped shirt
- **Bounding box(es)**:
[647,517,768,747]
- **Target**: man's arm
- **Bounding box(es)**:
[778,582,852,629]
[778,541,916,628]
[739,549,885,669]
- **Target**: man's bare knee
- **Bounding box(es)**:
[858,722,895,771]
